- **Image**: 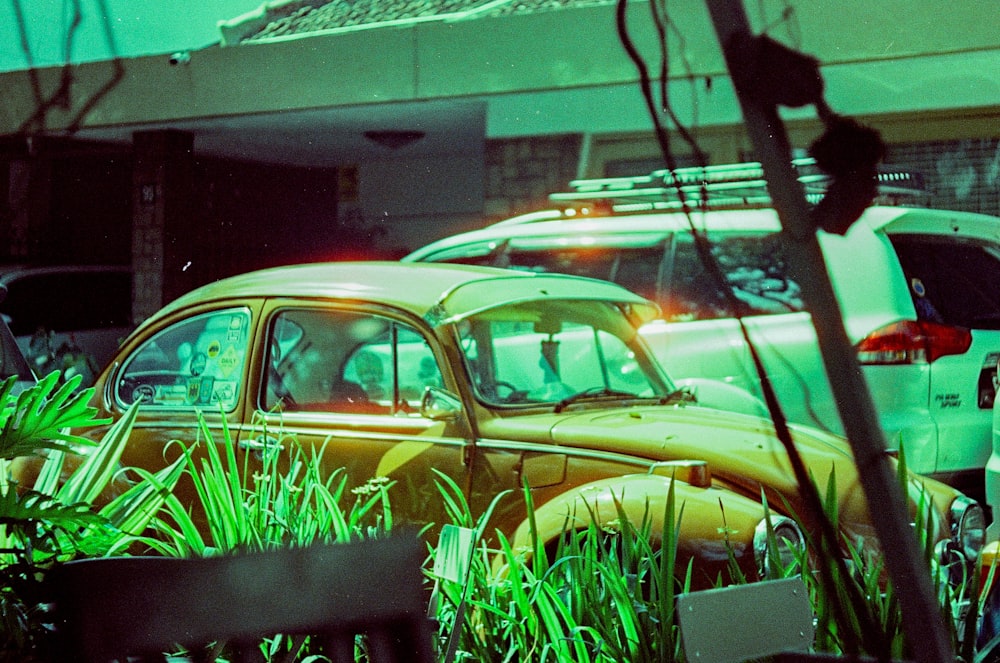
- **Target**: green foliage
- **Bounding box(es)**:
[137,413,399,661]
[766,457,984,663]
[0,373,185,659]
[0,371,107,459]
[0,373,986,662]
[430,477,692,662]
[148,413,394,558]
[427,464,985,663]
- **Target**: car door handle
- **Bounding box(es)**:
[239,435,284,453]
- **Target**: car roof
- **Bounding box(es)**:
[403,205,999,260]
[0,263,131,283]
[871,206,1000,241]
[154,261,659,327]
[404,208,785,258]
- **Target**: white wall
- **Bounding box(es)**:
[0,0,257,72]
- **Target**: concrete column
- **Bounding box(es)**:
[0,136,49,261]
[131,129,194,323]
[5,160,33,259]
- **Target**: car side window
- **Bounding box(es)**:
[0,319,32,383]
[665,233,804,321]
[116,308,251,411]
[264,309,442,415]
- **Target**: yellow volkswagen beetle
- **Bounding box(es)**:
[44,262,985,587]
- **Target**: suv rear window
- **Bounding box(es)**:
[891,235,1000,330]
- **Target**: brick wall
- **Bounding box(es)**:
[884,138,1000,217]
[483,134,583,221]
[485,134,1000,221]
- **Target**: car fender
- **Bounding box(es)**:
[507,473,773,584]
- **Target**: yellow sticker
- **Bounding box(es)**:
[207,340,221,358]
[217,345,240,378]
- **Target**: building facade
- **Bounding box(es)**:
[1,0,998,322]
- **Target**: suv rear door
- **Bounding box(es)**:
[885,231,1000,481]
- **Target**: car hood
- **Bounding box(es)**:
[479,404,917,537]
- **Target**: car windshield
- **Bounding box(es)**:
[452,298,668,407]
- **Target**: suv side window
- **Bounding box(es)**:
[665,235,732,321]
[264,309,442,415]
[666,232,805,321]
[420,240,501,266]
[503,243,667,304]
[116,308,251,411]
[419,229,805,322]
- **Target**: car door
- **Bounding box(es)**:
[249,300,475,538]
[99,304,261,515]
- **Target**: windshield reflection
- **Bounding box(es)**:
[454,299,668,407]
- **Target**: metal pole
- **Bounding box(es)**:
[705,1,953,661]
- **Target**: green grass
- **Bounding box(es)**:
[2,378,988,662]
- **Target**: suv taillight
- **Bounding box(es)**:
[856,320,972,365]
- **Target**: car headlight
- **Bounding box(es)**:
[754,515,805,578]
[950,496,986,561]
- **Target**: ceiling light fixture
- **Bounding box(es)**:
[363,130,425,150]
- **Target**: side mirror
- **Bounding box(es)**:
[421,386,462,421]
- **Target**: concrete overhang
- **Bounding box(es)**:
[1,1,997,166]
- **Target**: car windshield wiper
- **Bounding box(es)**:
[553,386,698,413]
[554,387,640,413]
[656,387,697,406]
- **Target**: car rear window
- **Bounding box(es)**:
[891,235,1000,330]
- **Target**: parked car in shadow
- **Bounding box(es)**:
[0,264,132,386]
[0,283,36,394]
[404,159,1000,504]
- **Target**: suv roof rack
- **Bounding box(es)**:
[548,157,926,210]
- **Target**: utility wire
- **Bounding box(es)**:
[649,0,707,168]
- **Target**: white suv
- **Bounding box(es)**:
[405,159,1000,504]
